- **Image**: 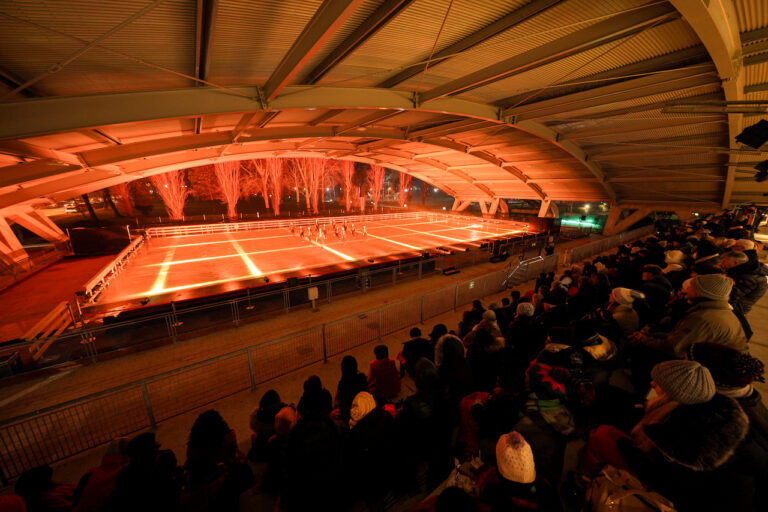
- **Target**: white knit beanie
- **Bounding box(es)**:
[685,274,733,301]
[495,431,536,484]
[516,302,535,317]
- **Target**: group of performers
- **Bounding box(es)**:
[288,219,368,244]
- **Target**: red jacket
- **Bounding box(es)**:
[367,358,401,400]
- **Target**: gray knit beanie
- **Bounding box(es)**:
[651,360,716,404]
[686,274,733,301]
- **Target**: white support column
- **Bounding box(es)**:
[6,210,67,243]
[453,199,472,212]
[479,200,489,215]
[451,197,461,211]
[488,198,500,215]
[0,216,27,262]
[538,199,551,217]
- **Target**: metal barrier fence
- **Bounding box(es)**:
[0,247,63,292]
[0,261,533,483]
[145,211,522,238]
[565,224,656,266]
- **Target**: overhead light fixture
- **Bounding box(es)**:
[736,120,768,149]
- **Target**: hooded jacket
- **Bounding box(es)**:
[727,260,768,314]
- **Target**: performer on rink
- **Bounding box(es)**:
[298,226,305,241]
[318,227,326,244]
[362,224,368,241]
[350,223,356,236]
[289,222,295,235]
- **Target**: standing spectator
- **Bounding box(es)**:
[110,432,182,512]
[297,375,333,419]
[721,251,768,314]
[334,355,368,422]
[401,327,433,377]
[367,344,401,402]
[248,390,285,462]
[640,264,673,324]
[72,438,128,512]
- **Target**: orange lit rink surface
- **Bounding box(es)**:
[87,214,529,313]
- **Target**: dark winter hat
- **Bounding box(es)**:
[695,240,719,259]
[127,432,159,463]
[642,264,664,276]
[651,360,716,405]
[688,342,765,388]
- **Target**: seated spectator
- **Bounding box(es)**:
[463,309,502,348]
[688,342,768,450]
[260,405,297,494]
[429,323,448,348]
[721,250,768,314]
[182,410,254,512]
[15,465,75,512]
[248,389,285,462]
[279,413,344,511]
[435,334,473,402]
[467,330,504,392]
[297,375,333,419]
[606,287,643,339]
[640,264,673,324]
[367,344,401,402]
[110,432,182,512]
[633,274,748,357]
[344,392,396,504]
[469,299,485,325]
[402,327,433,377]
[662,249,688,289]
[477,431,558,511]
[72,438,128,512]
[334,355,368,422]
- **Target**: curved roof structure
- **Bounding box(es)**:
[0,0,767,212]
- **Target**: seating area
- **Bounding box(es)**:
[3,209,767,512]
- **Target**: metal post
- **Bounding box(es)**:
[392,267,397,286]
[481,277,487,298]
[322,325,328,362]
[327,280,333,303]
[246,348,256,391]
[141,382,157,429]
[377,309,382,341]
[454,284,459,311]
[231,301,239,327]
[420,295,424,324]
[418,261,422,279]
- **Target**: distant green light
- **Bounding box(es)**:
[561,218,601,228]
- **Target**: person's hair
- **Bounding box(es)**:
[510,290,521,300]
[188,409,230,451]
[374,344,388,359]
[259,389,281,410]
[304,375,322,392]
[409,327,421,337]
[341,355,358,377]
[472,299,483,309]
[501,297,510,306]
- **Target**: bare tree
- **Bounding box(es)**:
[368,164,385,210]
[333,159,355,212]
[150,170,189,220]
[214,161,242,220]
[110,183,134,216]
[264,158,284,216]
[293,158,329,214]
[244,160,271,209]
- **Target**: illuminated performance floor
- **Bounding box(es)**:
[89,214,529,312]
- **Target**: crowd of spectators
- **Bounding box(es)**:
[4,209,767,512]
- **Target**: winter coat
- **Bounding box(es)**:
[401,337,433,376]
[644,300,748,357]
[622,394,766,512]
[343,407,396,500]
[735,388,768,452]
[727,261,768,314]
[72,453,128,512]
[367,358,401,400]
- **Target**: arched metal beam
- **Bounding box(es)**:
[669,0,744,208]
[0,86,615,201]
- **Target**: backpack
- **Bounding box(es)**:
[585,465,676,512]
